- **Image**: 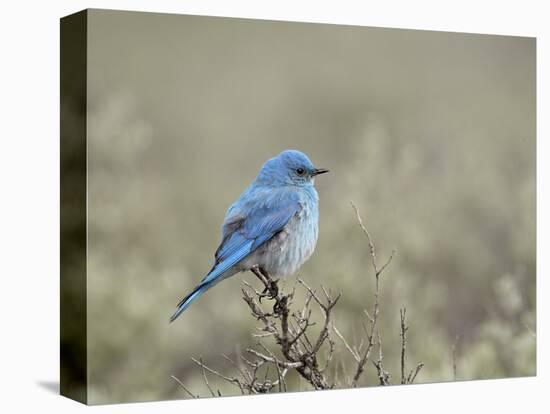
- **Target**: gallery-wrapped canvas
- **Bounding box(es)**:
[60,9,536,405]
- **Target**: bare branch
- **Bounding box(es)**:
[246,348,303,369]
[408,363,424,383]
[351,201,379,273]
[373,332,391,385]
[257,343,289,392]
[378,249,397,276]
[182,202,425,395]
[350,202,399,387]
[221,353,249,384]
[399,309,424,384]
[191,357,244,393]
[170,375,198,399]
[333,325,360,362]
[199,357,217,397]
[400,308,408,384]
[350,201,397,276]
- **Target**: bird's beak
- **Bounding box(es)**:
[312,168,329,176]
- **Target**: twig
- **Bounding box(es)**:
[191,357,244,394]
[246,348,303,369]
[373,332,391,385]
[258,343,289,392]
[199,357,216,397]
[399,309,424,384]
[170,375,198,399]
[407,362,424,383]
[333,325,360,362]
[350,202,397,387]
[400,308,408,384]
[350,201,396,277]
[222,353,248,383]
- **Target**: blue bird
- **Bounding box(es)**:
[170,149,328,322]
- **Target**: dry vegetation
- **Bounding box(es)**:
[171,204,424,396]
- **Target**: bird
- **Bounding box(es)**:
[170,149,329,322]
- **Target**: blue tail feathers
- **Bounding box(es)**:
[169,241,253,322]
[169,282,211,323]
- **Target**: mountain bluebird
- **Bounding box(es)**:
[170,149,328,322]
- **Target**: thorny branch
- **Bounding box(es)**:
[174,202,424,397]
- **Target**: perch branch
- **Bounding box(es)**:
[179,202,425,396]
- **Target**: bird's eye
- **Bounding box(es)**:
[296,168,306,176]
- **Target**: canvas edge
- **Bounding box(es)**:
[60,8,88,405]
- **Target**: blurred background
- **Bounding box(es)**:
[84,9,535,404]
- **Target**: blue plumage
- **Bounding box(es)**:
[170,150,328,322]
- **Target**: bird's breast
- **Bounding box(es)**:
[249,202,319,278]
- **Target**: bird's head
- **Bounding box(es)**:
[256,150,329,187]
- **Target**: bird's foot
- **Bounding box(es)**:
[250,266,279,302]
[258,279,279,303]
[260,268,279,300]
[257,287,269,303]
[266,279,279,299]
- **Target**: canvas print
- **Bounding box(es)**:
[60,9,536,405]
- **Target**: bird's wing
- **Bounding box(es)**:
[170,190,300,321]
[203,192,301,284]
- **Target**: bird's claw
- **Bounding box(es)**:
[258,282,278,303]
[258,287,269,303]
[268,281,279,299]
[251,266,278,302]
